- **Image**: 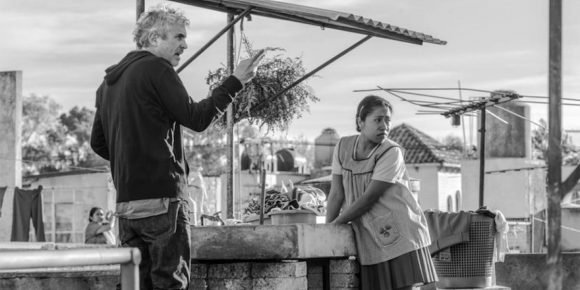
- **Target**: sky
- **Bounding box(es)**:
[2,0,580,145]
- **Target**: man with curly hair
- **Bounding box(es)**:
[91,5,264,289]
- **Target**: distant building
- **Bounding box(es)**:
[389,123,462,212]
[22,170,115,243]
[314,128,339,169]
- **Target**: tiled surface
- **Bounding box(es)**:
[389,123,462,165]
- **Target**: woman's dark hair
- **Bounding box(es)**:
[88,207,102,222]
[355,95,393,132]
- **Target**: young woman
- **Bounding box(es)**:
[85,207,116,245]
[326,95,437,290]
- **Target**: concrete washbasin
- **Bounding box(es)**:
[190,223,357,260]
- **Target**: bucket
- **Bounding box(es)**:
[269,210,317,225]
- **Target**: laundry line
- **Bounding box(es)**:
[533,217,580,234]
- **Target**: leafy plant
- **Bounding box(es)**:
[205,38,319,132]
[532,118,579,165]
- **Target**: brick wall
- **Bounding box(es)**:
[191,261,307,290]
[307,259,359,290]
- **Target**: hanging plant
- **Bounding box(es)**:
[205,37,319,132]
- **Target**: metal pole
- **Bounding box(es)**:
[259,167,266,225]
[478,106,486,208]
[251,35,372,112]
[176,8,253,74]
[529,170,535,253]
[136,0,144,21]
[0,247,141,269]
[457,81,468,156]
[136,0,144,51]
[121,262,140,290]
[547,0,563,289]
[120,248,141,290]
[0,248,141,290]
[226,13,235,219]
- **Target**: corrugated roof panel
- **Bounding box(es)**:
[171,0,446,45]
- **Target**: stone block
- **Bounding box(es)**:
[0,277,100,290]
[0,278,36,290]
[496,253,580,290]
[191,224,356,260]
[206,278,252,289]
[191,263,208,278]
[307,273,323,289]
[189,278,207,290]
[207,263,250,279]
[329,259,359,274]
[251,261,306,278]
[418,283,437,290]
[330,273,359,288]
[0,70,23,242]
[252,277,307,290]
[0,272,119,290]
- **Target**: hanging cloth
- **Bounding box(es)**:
[11,185,46,242]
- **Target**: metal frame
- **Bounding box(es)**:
[0,248,141,290]
[170,0,446,45]
[171,7,384,218]
[251,35,372,112]
[440,92,522,208]
[176,8,254,73]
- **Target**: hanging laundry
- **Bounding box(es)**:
[11,185,46,242]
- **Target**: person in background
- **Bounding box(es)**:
[90,4,264,290]
[188,165,208,226]
[325,95,438,290]
[85,207,116,245]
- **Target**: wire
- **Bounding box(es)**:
[485,166,547,174]
[355,87,495,94]
[533,217,580,234]
[0,156,39,164]
[68,166,109,172]
[520,100,580,107]
[494,105,545,129]
[522,95,580,102]
[377,86,467,102]
[485,109,508,125]
[382,87,462,110]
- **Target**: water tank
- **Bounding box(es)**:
[481,97,531,158]
[314,128,340,169]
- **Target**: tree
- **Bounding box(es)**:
[60,106,95,145]
[59,106,108,169]
[532,119,579,165]
[22,95,107,175]
[441,134,464,151]
[21,94,67,174]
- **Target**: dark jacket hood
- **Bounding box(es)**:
[104,50,152,85]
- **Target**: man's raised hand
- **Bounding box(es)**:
[233,49,266,84]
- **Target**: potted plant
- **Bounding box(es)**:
[205,38,319,132]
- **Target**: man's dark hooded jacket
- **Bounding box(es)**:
[91,50,242,203]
